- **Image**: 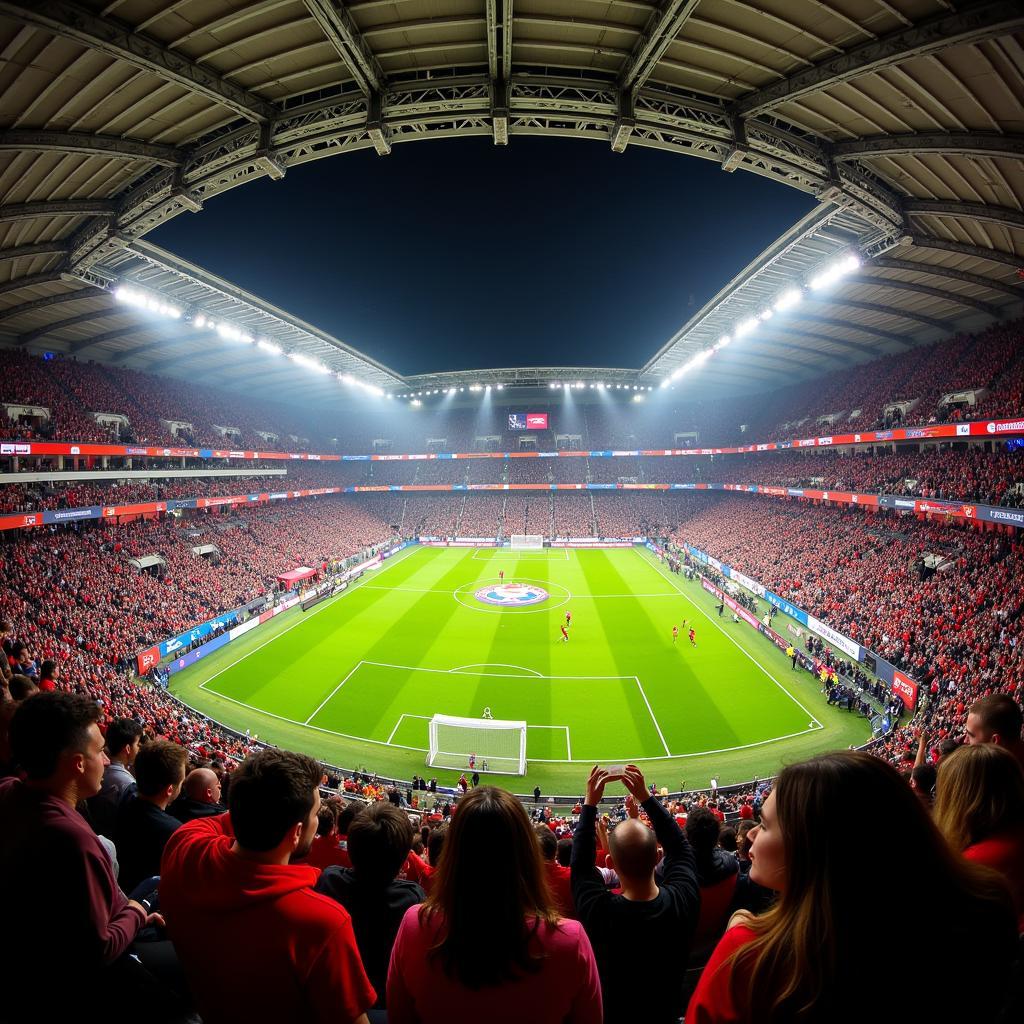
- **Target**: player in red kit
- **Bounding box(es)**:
[498,569,504,581]
[688,627,696,647]
[565,611,571,626]
[560,624,569,643]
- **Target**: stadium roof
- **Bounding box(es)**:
[0,0,1021,401]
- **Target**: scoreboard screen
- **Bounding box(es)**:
[508,413,549,430]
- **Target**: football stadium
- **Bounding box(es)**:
[1,2,1023,1022]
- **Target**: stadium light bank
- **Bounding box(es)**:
[659,254,861,389]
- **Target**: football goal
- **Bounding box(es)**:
[510,534,544,550]
[427,713,528,775]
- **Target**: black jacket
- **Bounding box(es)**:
[572,799,699,1024]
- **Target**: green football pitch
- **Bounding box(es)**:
[170,545,872,793]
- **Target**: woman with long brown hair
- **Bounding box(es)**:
[686,751,1016,1023]
[386,785,601,1023]
[934,742,1024,929]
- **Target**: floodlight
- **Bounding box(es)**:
[774,289,801,312]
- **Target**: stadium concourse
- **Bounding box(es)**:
[3,0,1024,1020]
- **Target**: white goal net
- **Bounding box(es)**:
[510,534,544,550]
[427,714,527,775]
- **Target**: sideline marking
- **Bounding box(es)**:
[640,549,823,729]
[194,543,420,698]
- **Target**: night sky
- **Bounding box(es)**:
[151,136,814,376]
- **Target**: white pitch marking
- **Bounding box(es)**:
[449,663,544,677]
[304,660,365,724]
[640,548,823,729]
[633,676,672,756]
[196,543,420,695]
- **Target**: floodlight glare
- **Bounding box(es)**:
[774,289,801,312]
[735,318,758,338]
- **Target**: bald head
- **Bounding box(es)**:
[184,767,222,805]
[608,819,658,881]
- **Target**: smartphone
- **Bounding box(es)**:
[604,764,625,777]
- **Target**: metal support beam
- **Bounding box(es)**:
[790,313,911,351]
[252,122,286,179]
[846,273,999,317]
[833,132,1024,161]
[802,294,949,332]
[0,288,93,323]
[486,0,513,144]
[365,91,391,156]
[492,80,509,146]
[764,325,883,360]
[871,256,1022,302]
[0,199,119,224]
[302,0,384,97]
[0,1,276,123]
[17,306,120,347]
[0,242,66,263]
[904,200,1024,232]
[909,234,1024,271]
[730,1,1024,118]
[619,0,700,94]
[485,0,513,82]
[70,325,152,356]
[0,130,183,166]
[610,90,635,153]
[0,272,64,299]
[720,117,747,172]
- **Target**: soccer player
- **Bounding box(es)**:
[468,753,476,770]
[565,610,571,627]
[482,707,493,720]
[688,627,696,647]
[498,569,504,581]
[560,624,569,643]
[481,759,488,772]
[672,625,679,645]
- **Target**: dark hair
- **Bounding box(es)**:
[556,836,572,867]
[133,740,188,797]
[336,800,363,835]
[736,820,756,859]
[229,749,322,852]
[719,824,738,853]
[911,762,936,796]
[348,802,414,882]
[8,674,37,701]
[427,823,448,866]
[10,692,101,779]
[937,738,960,758]
[105,718,144,757]
[315,803,338,837]
[11,642,27,660]
[732,751,1016,1021]
[686,806,722,859]
[534,823,557,861]
[38,660,57,681]
[969,694,1023,743]
[421,786,557,988]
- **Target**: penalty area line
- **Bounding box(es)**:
[634,676,671,756]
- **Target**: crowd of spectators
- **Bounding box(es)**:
[2,684,1021,1023]
[5,318,1022,462]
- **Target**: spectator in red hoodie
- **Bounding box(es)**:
[35,659,58,693]
[160,748,375,1024]
[536,823,574,919]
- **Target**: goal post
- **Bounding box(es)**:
[427,714,527,775]
[510,534,544,550]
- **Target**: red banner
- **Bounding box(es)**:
[136,645,161,675]
[892,671,919,709]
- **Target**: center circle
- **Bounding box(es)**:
[474,582,550,607]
